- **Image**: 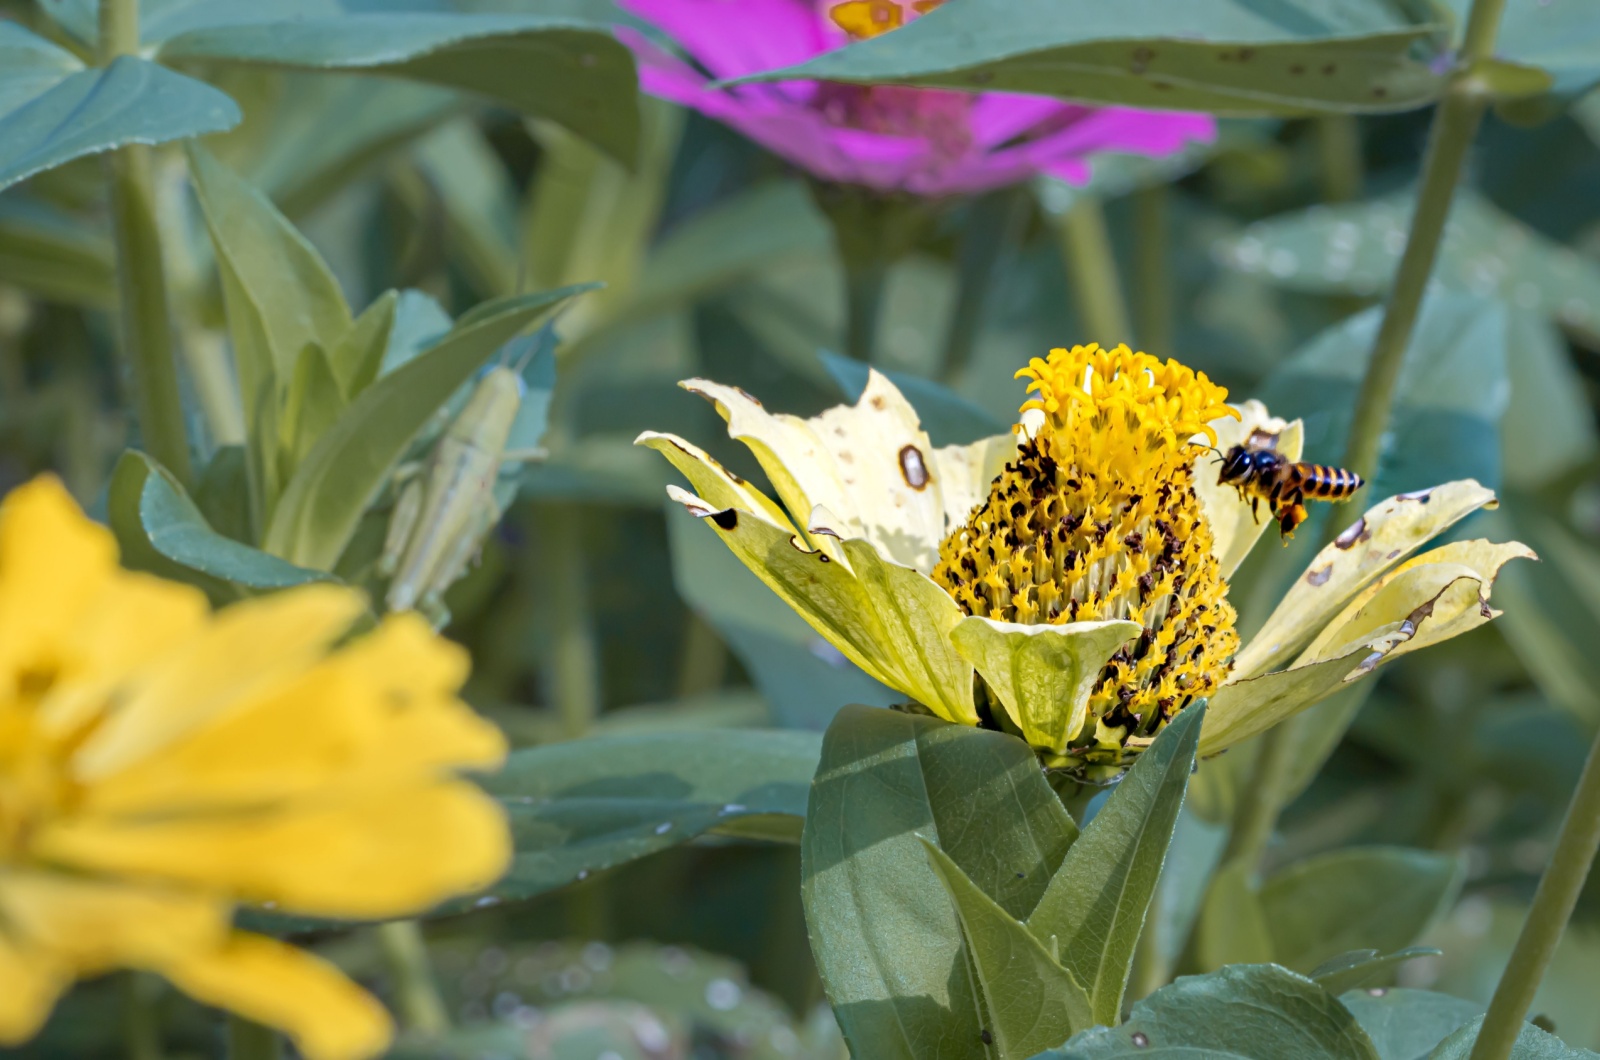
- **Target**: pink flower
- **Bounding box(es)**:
[616,0,1216,197]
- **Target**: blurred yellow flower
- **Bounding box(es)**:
[639,343,1534,780]
[0,477,510,1060]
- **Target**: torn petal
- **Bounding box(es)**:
[1233,480,1499,679]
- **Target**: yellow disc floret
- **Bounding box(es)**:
[932,344,1241,780]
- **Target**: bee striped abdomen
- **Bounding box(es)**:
[1292,463,1363,499]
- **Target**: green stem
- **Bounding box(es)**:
[1220,723,1298,873]
[844,256,889,363]
[376,920,451,1035]
[1056,196,1132,346]
[1131,184,1172,356]
[1467,721,1600,1060]
[543,503,601,738]
[938,188,1027,380]
[1315,116,1364,204]
[100,0,191,484]
[226,1016,279,1060]
[1337,0,1507,486]
[120,973,162,1060]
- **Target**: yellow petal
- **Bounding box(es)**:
[0,476,118,683]
[664,485,977,724]
[0,932,67,1046]
[1191,401,1303,578]
[72,583,367,782]
[39,780,510,919]
[161,933,392,1060]
[1233,480,1498,679]
[0,871,228,971]
[949,617,1140,750]
[39,572,209,739]
[682,372,952,571]
[83,616,504,817]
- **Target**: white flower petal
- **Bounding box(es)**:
[682,372,952,572]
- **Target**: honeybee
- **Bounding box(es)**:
[1215,430,1363,539]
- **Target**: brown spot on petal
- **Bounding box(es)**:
[1306,564,1332,586]
[870,395,887,410]
[1335,517,1369,549]
[1398,487,1435,503]
[711,509,739,530]
[899,445,930,490]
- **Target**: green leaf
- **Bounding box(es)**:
[412,118,520,298]
[1259,848,1464,975]
[1500,310,1598,489]
[187,139,353,431]
[0,22,82,118]
[1025,703,1204,1026]
[1446,0,1600,100]
[1338,987,1481,1060]
[803,706,1079,1060]
[1194,858,1275,971]
[1040,964,1380,1059]
[159,13,640,165]
[279,343,346,477]
[1256,292,1508,500]
[1308,948,1440,996]
[263,285,593,569]
[108,451,328,601]
[0,194,115,308]
[1427,1016,1600,1060]
[735,0,1445,116]
[329,289,398,398]
[1217,189,1600,343]
[213,72,460,219]
[0,57,240,193]
[478,728,820,902]
[924,841,1094,1058]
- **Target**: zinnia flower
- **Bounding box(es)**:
[638,344,1533,780]
[0,477,509,1059]
[616,0,1215,195]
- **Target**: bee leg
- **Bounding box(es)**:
[1250,496,1261,524]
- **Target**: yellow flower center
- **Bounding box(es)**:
[932,344,1242,780]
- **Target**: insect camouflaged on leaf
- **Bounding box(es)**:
[380,365,544,624]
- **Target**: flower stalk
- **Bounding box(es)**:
[938,187,1029,380]
[101,0,192,485]
[1339,0,1507,486]
[375,921,450,1035]
[1131,184,1172,356]
[1055,197,1132,348]
[1467,722,1600,1060]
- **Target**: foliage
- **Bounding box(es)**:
[2,0,1599,1056]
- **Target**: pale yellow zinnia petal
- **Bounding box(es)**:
[0,871,228,971]
[664,484,977,724]
[634,431,799,534]
[949,617,1140,751]
[71,584,368,781]
[0,476,118,683]
[928,433,1016,542]
[683,372,952,571]
[1191,400,1303,578]
[39,781,510,919]
[1232,480,1499,679]
[0,933,68,1045]
[162,933,392,1060]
